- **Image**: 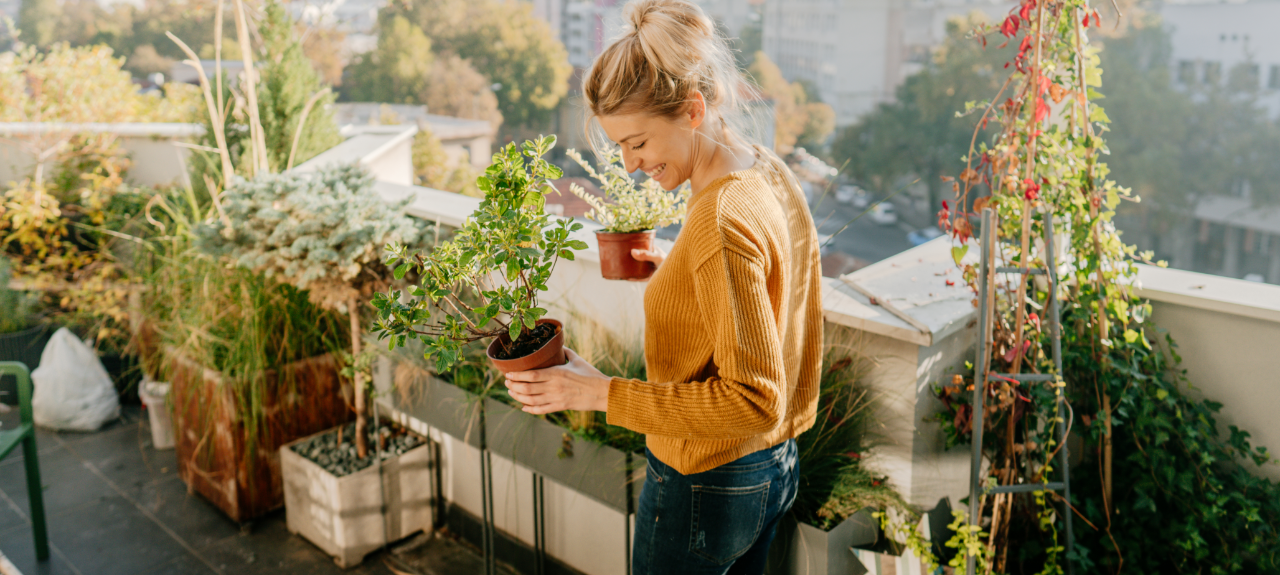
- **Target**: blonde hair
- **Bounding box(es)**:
[582,0,763,154]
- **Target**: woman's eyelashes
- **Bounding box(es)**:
[631,141,646,150]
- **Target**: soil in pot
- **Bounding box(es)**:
[486,318,566,373]
[596,230,656,281]
[290,420,425,477]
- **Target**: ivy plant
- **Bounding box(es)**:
[373,135,587,373]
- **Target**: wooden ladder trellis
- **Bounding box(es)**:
[967,208,1075,575]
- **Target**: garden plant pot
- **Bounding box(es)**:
[767,508,882,575]
[139,377,174,450]
[281,423,433,568]
[486,318,566,375]
[0,324,52,406]
[169,351,352,522]
[595,230,656,281]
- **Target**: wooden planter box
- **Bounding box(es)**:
[281,425,434,568]
[170,352,352,522]
[484,397,641,515]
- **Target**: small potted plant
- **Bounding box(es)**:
[374,135,588,375]
[565,148,689,280]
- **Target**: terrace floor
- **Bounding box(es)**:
[0,406,513,575]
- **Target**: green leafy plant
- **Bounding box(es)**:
[198,165,429,459]
[564,148,689,233]
[921,1,1280,572]
[792,325,902,531]
[373,135,587,373]
[0,257,38,333]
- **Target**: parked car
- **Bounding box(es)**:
[907,226,944,246]
[835,185,872,208]
[869,203,898,225]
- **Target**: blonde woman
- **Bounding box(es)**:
[504,0,823,571]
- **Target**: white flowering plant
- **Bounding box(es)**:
[566,148,689,233]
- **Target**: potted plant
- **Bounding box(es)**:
[374,135,588,375]
[195,164,438,562]
[565,148,689,281]
[0,258,48,405]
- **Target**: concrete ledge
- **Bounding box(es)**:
[1135,264,1280,324]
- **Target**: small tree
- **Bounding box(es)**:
[565,148,689,233]
[373,135,587,373]
[198,165,429,459]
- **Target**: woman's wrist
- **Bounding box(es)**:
[595,374,612,412]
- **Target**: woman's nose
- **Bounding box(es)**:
[620,148,641,173]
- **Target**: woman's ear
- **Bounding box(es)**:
[687,91,707,130]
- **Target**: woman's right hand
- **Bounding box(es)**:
[630,247,667,281]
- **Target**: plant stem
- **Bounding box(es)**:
[350,297,368,459]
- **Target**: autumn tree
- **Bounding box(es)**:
[385,0,570,127]
[746,52,835,155]
[344,15,503,128]
[18,0,61,48]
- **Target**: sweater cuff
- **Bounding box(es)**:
[605,376,638,429]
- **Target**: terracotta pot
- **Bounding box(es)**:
[595,230,656,281]
[486,318,567,374]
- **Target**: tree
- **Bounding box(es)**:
[387,0,571,127]
[256,0,343,171]
[343,15,434,103]
[344,15,503,128]
[747,52,836,155]
[18,0,61,48]
[300,25,346,87]
[831,14,1015,214]
[422,53,504,128]
[412,127,480,197]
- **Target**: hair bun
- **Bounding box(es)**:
[625,0,714,43]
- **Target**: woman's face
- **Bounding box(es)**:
[596,97,707,192]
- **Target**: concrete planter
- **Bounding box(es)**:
[280,425,434,568]
[483,397,641,514]
[769,509,882,575]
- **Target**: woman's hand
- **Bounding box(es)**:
[629,247,667,282]
[504,347,612,414]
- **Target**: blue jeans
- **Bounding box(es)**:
[633,439,798,575]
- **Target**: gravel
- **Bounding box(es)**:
[291,421,425,477]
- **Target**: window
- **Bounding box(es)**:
[1269,65,1280,90]
[1178,60,1196,85]
[1204,61,1222,85]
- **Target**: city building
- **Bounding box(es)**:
[1161,0,1280,117]
[762,0,1016,128]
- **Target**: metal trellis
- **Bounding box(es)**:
[967,208,1075,575]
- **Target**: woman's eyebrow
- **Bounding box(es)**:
[618,132,645,144]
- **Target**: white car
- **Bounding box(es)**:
[869,203,898,225]
[835,185,857,204]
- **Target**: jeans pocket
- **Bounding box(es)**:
[689,481,770,565]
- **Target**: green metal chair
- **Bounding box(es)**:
[0,362,49,561]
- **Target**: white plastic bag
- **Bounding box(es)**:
[32,328,120,431]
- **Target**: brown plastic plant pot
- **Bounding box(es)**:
[486,318,567,375]
[595,230,656,281]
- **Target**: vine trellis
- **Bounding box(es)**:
[929,0,1167,572]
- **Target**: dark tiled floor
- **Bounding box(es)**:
[0,406,503,575]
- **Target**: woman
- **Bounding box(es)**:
[503,0,823,572]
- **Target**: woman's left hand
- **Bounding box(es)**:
[504,347,612,414]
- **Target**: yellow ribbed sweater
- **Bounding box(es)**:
[606,147,824,475]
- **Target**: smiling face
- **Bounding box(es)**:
[595,96,707,192]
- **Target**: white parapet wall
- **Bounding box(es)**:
[0,122,204,188]
[1134,264,1280,480]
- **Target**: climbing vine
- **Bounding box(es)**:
[927,0,1280,573]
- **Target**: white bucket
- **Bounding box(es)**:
[139,378,174,450]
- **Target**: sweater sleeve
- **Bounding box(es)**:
[605,247,786,440]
